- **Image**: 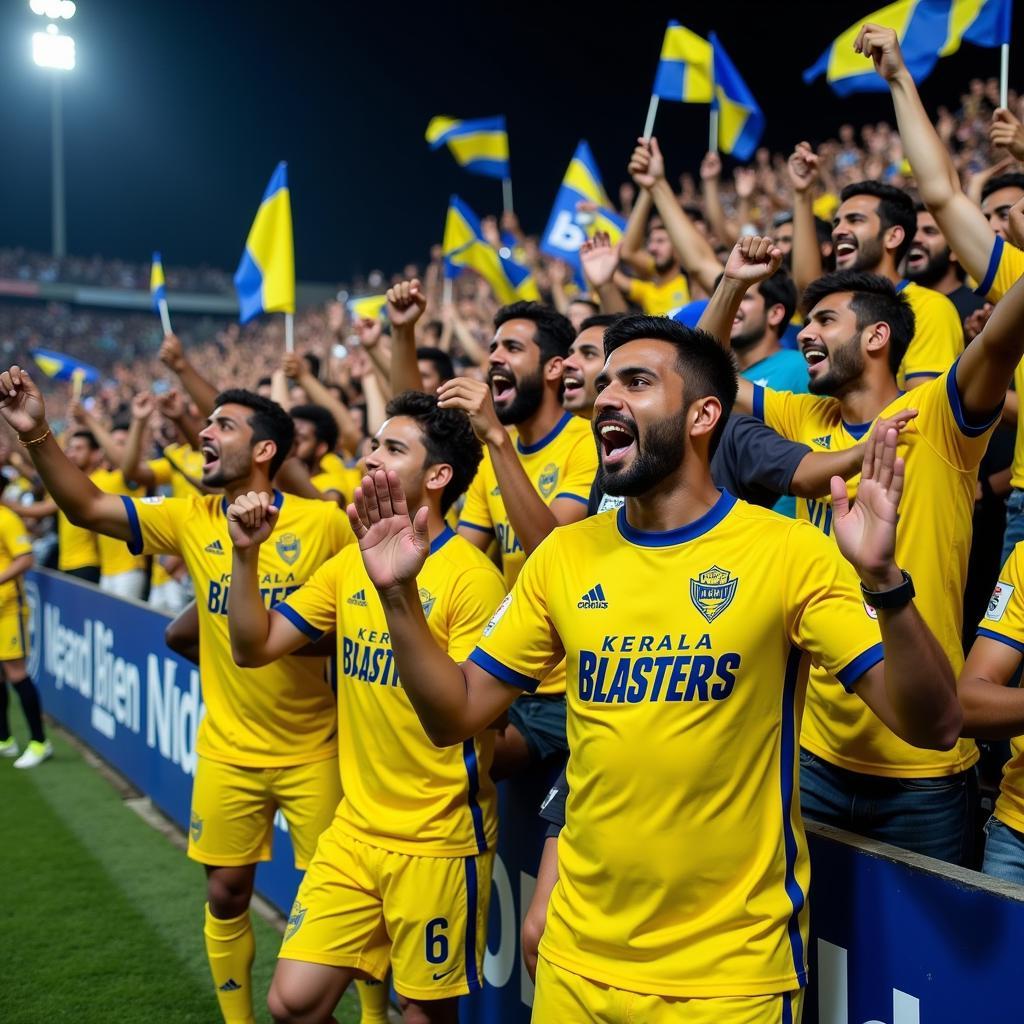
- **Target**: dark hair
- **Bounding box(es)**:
[416,346,455,385]
[384,390,483,514]
[602,315,737,455]
[493,301,575,364]
[568,296,600,316]
[814,216,833,246]
[579,313,626,334]
[111,417,132,433]
[839,180,917,266]
[682,204,706,226]
[213,389,295,477]
[302,353,321,379]
[290,403,339,454]
[772,211,793,228]
[759,270,798,333]
[257,376,272,389]
[801,271,915,377]
[70,429,99,450]
[422,320,444,343]
[981,173,1024,202]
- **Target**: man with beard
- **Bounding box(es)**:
[0,380,354,1024]
[905,205,986,324]
[442,302,596,775]
[618,211,693,314]
[343,313,959,1022]
[786,143,962,389]
[713,235,1024,864]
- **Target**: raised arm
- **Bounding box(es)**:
[159,333,219,417]
[69,400,120,467]
[353,318,393,396]
[786,142,825,293]
[0,367,132,541]
[579,232,629,314]
[700,151,736,247]
[280,352,363,457]
[386,278,428,395]
[618,185,656,277]
[120,392,160,488]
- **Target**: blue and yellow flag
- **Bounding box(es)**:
[31,349,100,383]
[804,0,1012,96]
[150,252,167,312]
[426,116,510,179]
[540,141,627,283]
[233,161,295,324]
[652,21,714,103]
[348,294,388,321]
[443,195,539,303]
[710,34,765,161]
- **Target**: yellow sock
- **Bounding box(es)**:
[204,903,256,1024]
[355,977,390,1023]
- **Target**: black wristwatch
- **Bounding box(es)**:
[861,570,915,610]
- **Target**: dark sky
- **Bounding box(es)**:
[0,1,1020,283]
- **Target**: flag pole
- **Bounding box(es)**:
[502,177,514,215]
[1000,42,1010,108]
[71,368,84,402]
[709,107,719,153]
[285,312,294,353]
[443,278,453,306]
[157,297,172,336]
[643,94,660,139]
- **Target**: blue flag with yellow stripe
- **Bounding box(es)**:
[31,349,100,383]
[426,116,510,179]
[233,162,295,324]
[150,252,167,312]
[710,34,765,161]
[652,21,714,103]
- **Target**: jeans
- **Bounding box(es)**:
[982,816,1024,885]
[1001,488,1024,566]
[799,748,977,865]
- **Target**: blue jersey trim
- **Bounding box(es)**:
[895,278,910,294]
[946,354,1003,437]
[616,490,736,547]
[121,496,144,555]
[461,739,488,853]
[463,856,481,992]
[554,491,588,506]
[752,384,766,422]
[782,991,794,1024]
[221,488,283,517]
[516,411,573,455]
[976,627,1024,653]
[780,645,808,987]
[975,235,1003,298]
[430,525,456,554]
[274,602,324,642]
[902,371,941,380]
[468,648,539,692]
[835,641,885,693]
[841,419,872,440]
[458,520,494,536]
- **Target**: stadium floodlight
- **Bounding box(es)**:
[32,24,75,70]
[29,0,75,18]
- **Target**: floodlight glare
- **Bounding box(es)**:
[29,0,46,15]
[43,0,63,18]
[62,0,76,17]
[32,27,75,70]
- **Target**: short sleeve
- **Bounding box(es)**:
[976,236,1024,303]
[469,538,564,692]
[726,416,809,504]
[757,386,820,442]
[977,546,1024,651]
[783,521,884,693]
[275,555,342,640]
[147,458,173,487]
[0,511,31,558]
[626,278,646,305]
[122,495,186,556]
[554,432,598,506]
[446,565,508,663]
[900,290,962,384]
[324,505,356,552]
[458,463,494,536]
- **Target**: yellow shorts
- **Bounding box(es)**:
[280,826,493,1001]
[187,755,341,869]
[533,957,804,1024]
[0,602,28,662]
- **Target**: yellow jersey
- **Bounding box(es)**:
[149,443,207,500]
[57,506,99,572]
[0,507,32,608]
[316,452,362,503]
[123,490,353,767]
[755,360,993,777]
[976,543,1024,834]
[626,272,691,315]
[897,280,963,388]
[91,468,148,578]
[471,495,884,996]
[278,526,506,857]
[459,412,597,695]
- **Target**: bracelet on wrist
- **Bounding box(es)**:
[860,569,915,610]
[18,428,51,448]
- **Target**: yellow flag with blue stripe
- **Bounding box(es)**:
[804,0,1012,95]
[652,21,713,103]
[710,33,765,161]
[426,116,510,179]
[150,252,167,312]
[233,161,295,324]
[348,294,388,321]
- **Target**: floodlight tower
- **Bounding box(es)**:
[30,0,77,259]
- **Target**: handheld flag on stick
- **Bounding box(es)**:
[710,34,765,161]
[234,161,295,347]
[150,252,172,335]
[803,0,1012,97]
[31,349,100,384]
[426,116,510,179]
[348,294,388,322]
[645,21,714,137]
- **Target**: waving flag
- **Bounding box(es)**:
[233,162,295,324]
[150,252,167,311]
[710,34,765,160]
[31,349,100,383]
[652,22,714,103]
[348,294,388,321]
[426,116,510,179]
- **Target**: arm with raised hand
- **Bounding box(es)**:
[120,392,159,488]
[353,319,393,398]
[68,399,121,466]
[0,366,132,540]
[700,151,737,247]
[157,387,202,452]
[990,107,1024,161]
[618,183,656,277]
[280,351,363,457]
[580,232,629,314]
[787,142,824,293]
[159,333,219,417]
[386,279,428,395]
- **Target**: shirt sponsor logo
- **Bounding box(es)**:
[578,583,608,610]
[141,496,165,505]
[482,594,512,637]
[204,539,224,555]
[986,580,1015,622]
[812,435,832,449]
[348,589,368,607]
[690,566,738,623]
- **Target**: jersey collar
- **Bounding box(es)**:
[895,278,910,293]
[616,490,736,548]
[221,489,284,517]
[516,411,573,455]
[429,525,456,555]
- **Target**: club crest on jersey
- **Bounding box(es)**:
[285,901,306,941]
[690,566,738,623]
[538,463,559,499]
[419,587,436,618]
[190,812,203,843]
[276,532,301,565]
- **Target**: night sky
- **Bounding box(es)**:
[0,0,1020,283]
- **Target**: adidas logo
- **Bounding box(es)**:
[812,435,832,449]
[205,539,224,554]
[219,979,242,992]
[577,583,608,610]
[348,589,368,606]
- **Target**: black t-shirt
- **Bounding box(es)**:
[539,767,568,837]
[588,413,810,515]
[946,283,986,326]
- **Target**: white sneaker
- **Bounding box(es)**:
[0,736,19,758]
[13,740,52,769]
